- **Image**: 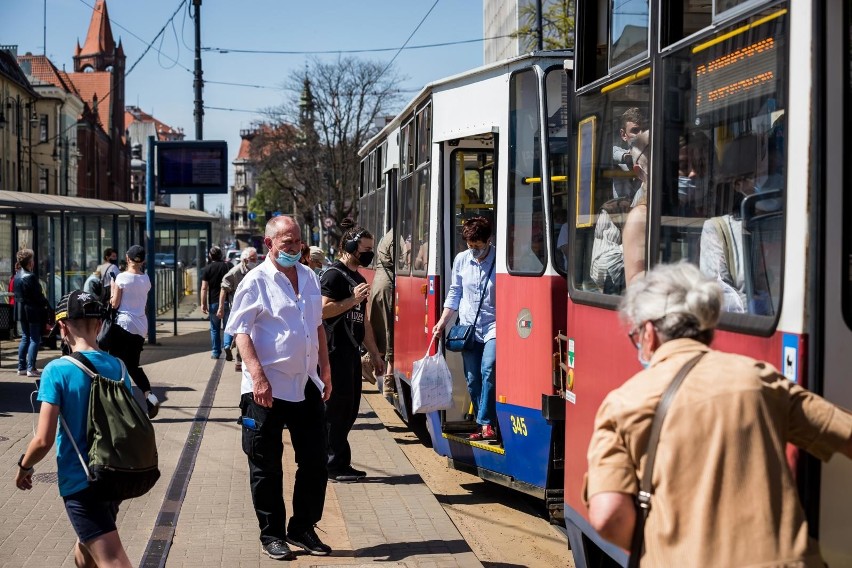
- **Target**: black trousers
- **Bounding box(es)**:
[239,381,327,544]
[106,325,152,393]
[326,345,362,472]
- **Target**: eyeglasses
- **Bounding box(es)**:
[627,318,663,349]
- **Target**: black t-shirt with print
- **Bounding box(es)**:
[321,261,367,349]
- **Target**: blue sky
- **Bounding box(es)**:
[1,0,485,213]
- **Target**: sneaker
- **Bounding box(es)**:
[286,528,331,556]
[469,424,497,441]
[211,353,220,359]
[224,347,233,361]
[26,369,41,377]
[327,469,360,483]
[146,392,160,419]
[17,370,26,376]
[261,539,296,561]
[235,361,242,372]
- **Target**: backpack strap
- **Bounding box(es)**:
[322,266,362,351]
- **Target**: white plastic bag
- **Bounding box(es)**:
[411,337,453,414]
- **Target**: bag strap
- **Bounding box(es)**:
[57,352,128,483]
[468,256,495,327]
[627,351,706,568]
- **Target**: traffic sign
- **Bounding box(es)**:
[248,212,257,220]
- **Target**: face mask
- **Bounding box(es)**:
[637,347,651,369]
[274,248,301,268]
[357,251,374,267]
[245,261,257,270]
[109,258,118,265]
[469,245,488,260]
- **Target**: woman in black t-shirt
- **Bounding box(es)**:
[321,221,385,482]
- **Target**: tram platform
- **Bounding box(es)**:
[0,321,483,567]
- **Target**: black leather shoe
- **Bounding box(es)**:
[342,465,366,479]
[261,539,295,560]
[286,528,332,556]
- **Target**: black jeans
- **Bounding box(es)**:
[106,325,152,392]
[240,381,327,544]
[326,345,362,472]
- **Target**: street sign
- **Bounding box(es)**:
[272,211,281,217]
[248,211,257,220]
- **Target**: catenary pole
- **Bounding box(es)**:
[146,135,156,345]
[193,0,204,212]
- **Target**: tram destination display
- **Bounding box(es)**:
[694,36,778,118]
[157,140,228,194]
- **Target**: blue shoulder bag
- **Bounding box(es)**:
[445,259,494,352]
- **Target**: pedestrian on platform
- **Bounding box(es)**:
[585,262,852,566]
[200,246,231,359]
[96,247,120,297]
[105,245,159,418]
[14,248,49,377]
[15,290,133,568]
[369,229,396,397]
[321,218,385,483]
[433,216,498,440]
[226,215,333,560]
[308,246,327,274]
[218,247,258,372]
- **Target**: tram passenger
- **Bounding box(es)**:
[321,219,385,482]
[699,132,782,313]
[226,215,333,559]
[585,262,852,566]
[612,107,647,199]
[433,216,498,441]
[622,132,650,285]
[370,229,396,397]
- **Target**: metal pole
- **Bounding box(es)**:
[146,135,157,344]
[536,0,544,51]
[16,97,22,192]
[173,220,178,336]
[193,0,204,213]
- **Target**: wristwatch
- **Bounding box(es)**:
[17,454,33,473]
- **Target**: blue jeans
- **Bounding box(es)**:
[209,301,229,357]
[18,320,42,372]
[461,338,497,426]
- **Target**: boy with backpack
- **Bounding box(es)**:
[14,290,141,568]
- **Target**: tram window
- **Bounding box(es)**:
[571,75,650,296]
[397,174,415,274]
[546,68,571,274]
[657,9,787,317]
[359,159,367,198]
[451,149,495,257]
[401,120,414,176]
[508,69,546,275]
[662,0,712,47]
[577,0,649,85]
[416,104,431,167]
[412,169,431,275]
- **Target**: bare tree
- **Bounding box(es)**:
[249,56,404,245]
[513,0,575,52]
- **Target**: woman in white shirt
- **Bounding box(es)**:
[107,245,160,417]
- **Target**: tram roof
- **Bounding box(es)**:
[360,49,573,157]
[0,190,217,222]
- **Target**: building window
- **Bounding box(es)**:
[39,167,48,194]
[39,115,48,143]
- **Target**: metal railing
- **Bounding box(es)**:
[154,266,185,314]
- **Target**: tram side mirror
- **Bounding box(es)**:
[741,189,783,316]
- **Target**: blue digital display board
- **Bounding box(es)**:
[157,141,228,194]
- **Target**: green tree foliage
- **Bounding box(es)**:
[513,0,575,52]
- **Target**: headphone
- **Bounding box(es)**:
[343,229,367,254]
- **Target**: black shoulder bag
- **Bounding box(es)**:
[445,258,495,352]
[627,351,706,568]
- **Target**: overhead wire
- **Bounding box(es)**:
[379,0,440,79]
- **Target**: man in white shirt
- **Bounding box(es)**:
[225,215,333,560]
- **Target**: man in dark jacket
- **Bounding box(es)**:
[14,248,49,377]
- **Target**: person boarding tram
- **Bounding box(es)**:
[585,262,852,567]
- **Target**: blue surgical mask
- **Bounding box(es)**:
[275,249,301,268]
[638,349,651,369]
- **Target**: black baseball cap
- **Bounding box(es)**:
[49,290,103,338]
[126,244,146,263]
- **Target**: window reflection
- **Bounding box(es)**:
[611,0,649,67]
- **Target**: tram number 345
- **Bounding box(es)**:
[509,415,528,436]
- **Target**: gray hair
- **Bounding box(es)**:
[620,262,722,344]
[240,247,257,261]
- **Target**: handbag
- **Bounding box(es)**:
[96,305,118,351]
[627,351,707,568]
[445,258,495,352]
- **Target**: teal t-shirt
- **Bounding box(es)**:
[37,351,131,497]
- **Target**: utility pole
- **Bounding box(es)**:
[193,0,204,212]
[536,0,544,51]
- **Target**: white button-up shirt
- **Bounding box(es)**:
[225,259,324,402]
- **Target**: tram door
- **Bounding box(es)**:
[817,9,852,561]
[441,139,496,429]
